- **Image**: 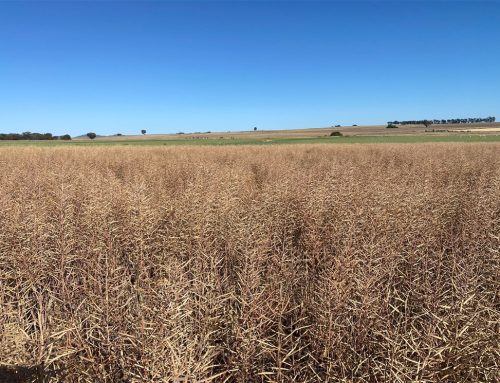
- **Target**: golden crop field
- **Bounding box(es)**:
[0,143,499,382]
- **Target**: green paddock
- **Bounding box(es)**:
[0,134,499,147]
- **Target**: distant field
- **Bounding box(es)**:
[2,123,500,146]
[83,122,500,140]
[1,134,500,146]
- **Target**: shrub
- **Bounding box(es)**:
[330,131,343,136]
[386,124,399,129]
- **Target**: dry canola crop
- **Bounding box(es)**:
[0,143,499,382]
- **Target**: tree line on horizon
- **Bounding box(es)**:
[0,129,149,141]
[387,116,496,126]
[0,132,72,141]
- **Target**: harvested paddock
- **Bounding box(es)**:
[0,143,499,382]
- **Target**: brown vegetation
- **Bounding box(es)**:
[0,144,499,382]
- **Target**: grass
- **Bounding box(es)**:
[0,134,499,146]
[0,143,499,382]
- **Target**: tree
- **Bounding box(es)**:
[423,120,432,128]
[254,127,257,131]
[87,132,97,140]
[60,134,71,140]
[141,129,147,135]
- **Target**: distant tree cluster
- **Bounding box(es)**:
[0,132,71,140]
[387,116,496,126]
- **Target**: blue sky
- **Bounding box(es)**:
[0,1,499,136]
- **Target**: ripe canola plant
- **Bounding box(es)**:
[0,143,499,382]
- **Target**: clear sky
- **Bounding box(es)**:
[0,1,499,136]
